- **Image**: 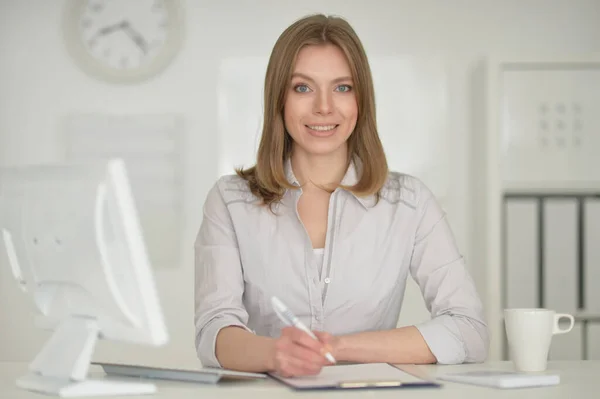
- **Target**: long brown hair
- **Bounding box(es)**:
[236,14,388,206]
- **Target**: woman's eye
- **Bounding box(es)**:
[335,84,352,93]
[294,84,311,93]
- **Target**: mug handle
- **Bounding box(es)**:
[553,314,575,335]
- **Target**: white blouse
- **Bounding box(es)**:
[194,159,489,368]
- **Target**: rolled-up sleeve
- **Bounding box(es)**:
[194,180,252,368]
[409,182,489,364]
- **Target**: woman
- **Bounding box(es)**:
[195,13,488,377]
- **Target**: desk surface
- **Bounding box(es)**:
[1,361,597,398]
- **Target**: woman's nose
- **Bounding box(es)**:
[314,91,333,115]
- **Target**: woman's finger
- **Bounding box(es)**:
[284,327,326,354]
[285,340,330,366]
[313,331,335,357]
[276,351,322,376]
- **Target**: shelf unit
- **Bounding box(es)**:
[476,54,600,361]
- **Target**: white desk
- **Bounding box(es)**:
[0,361,597,398]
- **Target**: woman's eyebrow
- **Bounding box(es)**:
[291,72,353,84]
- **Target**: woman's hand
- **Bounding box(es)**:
[271,327,336,377]
[313,330,340,356]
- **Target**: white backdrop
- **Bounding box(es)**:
[2,0,600,367]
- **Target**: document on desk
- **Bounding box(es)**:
[269,363,441,390]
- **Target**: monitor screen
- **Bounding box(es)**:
[0,158,168,396]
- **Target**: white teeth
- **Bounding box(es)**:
[307,125,337,131]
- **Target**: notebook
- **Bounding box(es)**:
[269,363,441,390]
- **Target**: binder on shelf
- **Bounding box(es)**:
[588,324,600,360]
[543,198,581,360]
[584,198,600,314]
[505,199,540,309]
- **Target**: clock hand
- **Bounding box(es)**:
[122,21,148,54]
[92,20,127,39]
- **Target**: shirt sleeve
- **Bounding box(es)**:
[194,180,253,368]
[409,181,489,364]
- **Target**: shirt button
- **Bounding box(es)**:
[324,277,331,284]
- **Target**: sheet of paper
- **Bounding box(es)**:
[271,363,425,389]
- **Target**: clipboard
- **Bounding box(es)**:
[268,363,442,390]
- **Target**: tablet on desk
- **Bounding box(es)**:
[93,362,266,384]
[437,370,560,389]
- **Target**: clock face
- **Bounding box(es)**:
[63,0,183,83]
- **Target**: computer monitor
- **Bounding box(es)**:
[0,158,169,397]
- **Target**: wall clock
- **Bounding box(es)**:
[63,0,184,84]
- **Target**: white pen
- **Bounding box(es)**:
[270,296,336,364]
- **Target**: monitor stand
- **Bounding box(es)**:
[16,316,156,397]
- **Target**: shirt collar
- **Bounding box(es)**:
[284,157,376,209]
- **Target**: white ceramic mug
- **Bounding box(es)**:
[504,308,574,372]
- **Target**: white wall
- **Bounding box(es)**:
[1,0,599,367]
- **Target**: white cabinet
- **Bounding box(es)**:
[483,56,600,361]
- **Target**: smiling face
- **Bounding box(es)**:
[283,43,358,158]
